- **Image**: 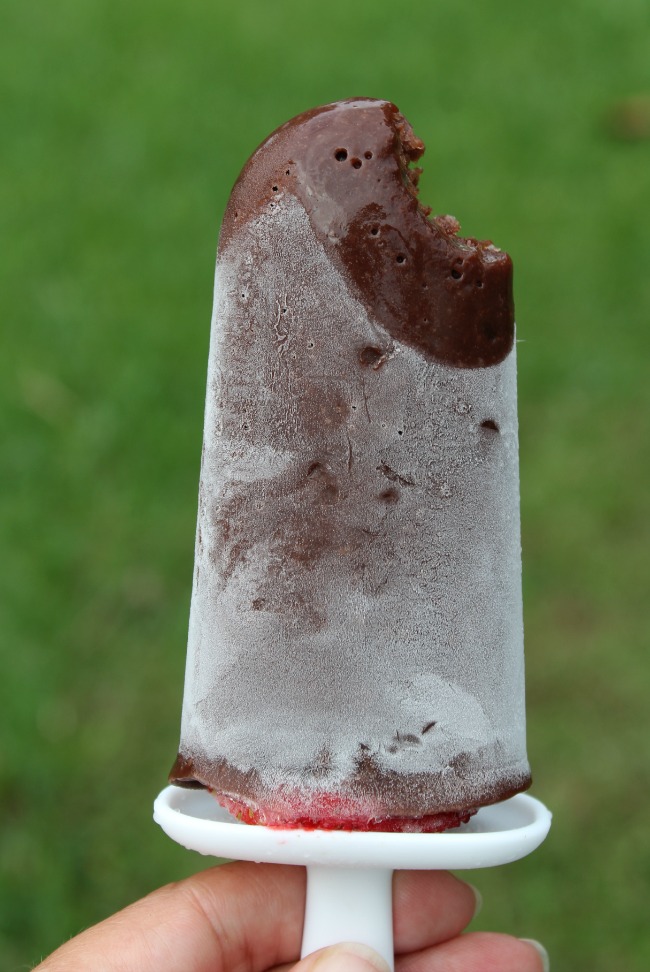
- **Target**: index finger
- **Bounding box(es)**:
[37,862,305,972]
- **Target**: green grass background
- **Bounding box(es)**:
[1,0,649,969]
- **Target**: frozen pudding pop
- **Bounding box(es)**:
[170,98,532,831]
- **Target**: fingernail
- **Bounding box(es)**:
[467,882,483,919]
[520,938,550,972]
[311,941,392,972]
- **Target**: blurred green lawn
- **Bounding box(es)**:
[1,1,649,969]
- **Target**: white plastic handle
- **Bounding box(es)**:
[302,865,395,970]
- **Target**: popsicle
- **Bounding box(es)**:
[169,98,532,832]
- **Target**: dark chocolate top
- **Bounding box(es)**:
[220,98,514,368]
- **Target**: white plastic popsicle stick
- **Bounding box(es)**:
[154,786,551,969]
[301,866,394,967]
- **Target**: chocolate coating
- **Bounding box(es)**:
[170,750,531,832]
[220,98,514,368]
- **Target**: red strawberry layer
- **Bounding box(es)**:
[215,792,476,833]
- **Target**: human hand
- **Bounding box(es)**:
[35,862,548,971]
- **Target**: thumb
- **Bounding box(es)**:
[294,941,391,972]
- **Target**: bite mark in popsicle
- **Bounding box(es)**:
[170,98,532,832]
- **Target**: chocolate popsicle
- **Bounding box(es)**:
[170,98,532,831]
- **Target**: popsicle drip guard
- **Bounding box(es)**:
[154,785,551,969]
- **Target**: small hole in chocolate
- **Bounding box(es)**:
[334,149,348,161]
[351,158,362,169]
[397,429,403,436]
[481,419,499,432]
[451,268,462,279]
[364,150,373,159]
[379,488,399,503]
[285,169,290,175]
[371,227,379,236]
[272,185,278,192]
[396,254,406,264]
[359,346,383,367]
[477,280,483,287]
